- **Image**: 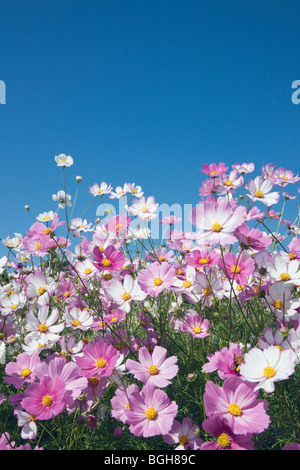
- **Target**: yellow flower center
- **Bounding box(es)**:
[126,402,130,410]
[212,222,222,232]
[122,292,131,300]
[217,433,231,448]
[72,319,81,327]
[179,435,188,446]
[153,277,163,286]
[228,403,242,416]
[110,316,118,323]
[148,365,159,375]
[39,323,48,332]
[35,243,42,250]
[102,258,112,267]
[116,223,122,229]
[96,359,106,369]
[104,273,112,280]
[38,287,46,295]
[98,245,104,253]
[210,170,217,176]
[11,304,17,310]
[42,395,53,407]
[43,216,50,221]
[64,291,70,298]
[263,366,276,378]
[193,326,202,334]
[89,376,99,386]
[141,206,149,213]
[289,252,296,260]
[145,407,157,420]
[183,280,192,288]
[280,272,290,281]
[198,258,209,265]
[274,300,283,309]
[203,287,212,296]
[44,228,52,235]
[224,180,233,186]
[255,190,264,198]
[84,268,92,275]
[21,368,31,377]
[275,344,283,352]
[231,265,241,274]
[159,256,165,262]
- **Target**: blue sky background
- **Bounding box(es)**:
[1,0,300,257]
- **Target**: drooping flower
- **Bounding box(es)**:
[126,346,178,388]
[203,376,270,435]
[239,345,296,393]
[125,384,178,437]
[111,383,140,424]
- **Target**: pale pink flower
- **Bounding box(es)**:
[137,261,177,298]
[245,176,280,206]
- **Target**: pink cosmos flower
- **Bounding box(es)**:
[93,245,126,273]
[35,356,88,411]
[203,376,270,435]
[163,417,202,450]
[159,215,182,225]
[189,197,245,246]
[125,383,178,437]
[272,167,300,187]
[202,343,244,379]
[111,383,140,424]
[232,163,255,174]
[105,214,132,237]
[126,346,178,388]
[263,281,300,323]
[201,415,254,450]
[137,261,177,298]
[182,315,210,339]
[258,328,291,352]
[245,176,280,206]
[233,224,272,251]
[201,162,228,178]
[21,375,66,420]
[185,247,220,270]
[218,252,255,286]
[75,339,120,379]
[5,352,41,389]
[239,345,296,393]
[218,170,244,195]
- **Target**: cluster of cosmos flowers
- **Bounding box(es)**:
[0,154,299,450]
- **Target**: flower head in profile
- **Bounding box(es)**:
[54,153,73,167]
[126,346,178,388]
[125,383,178,437]
[201,415,254,450]
[201,162,228,178]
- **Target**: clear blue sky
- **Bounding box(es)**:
[1,0,300,257]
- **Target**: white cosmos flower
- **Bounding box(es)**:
[0,256,7,274]
[55,153,73,167]
[36,211,55,222]
[239,345,296,393]
[245,175,280,207]
[266,252,300,285]
[25,305,64,344]
[105,274,147,313]
[52,190,72,209]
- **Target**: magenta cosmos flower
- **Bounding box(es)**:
[185,247,220,270]
[218,252,255,286]
[189,197,245,246]
[201,415,254,450]
[126,346,178,388]
[137,261,176,298]
[203,376,270,435]
[21,376,66,420]
[125,383,178,437]
[201,162,228,178]
[75,339,120,379]
[182,315,210,339]
[93,245,126,273]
